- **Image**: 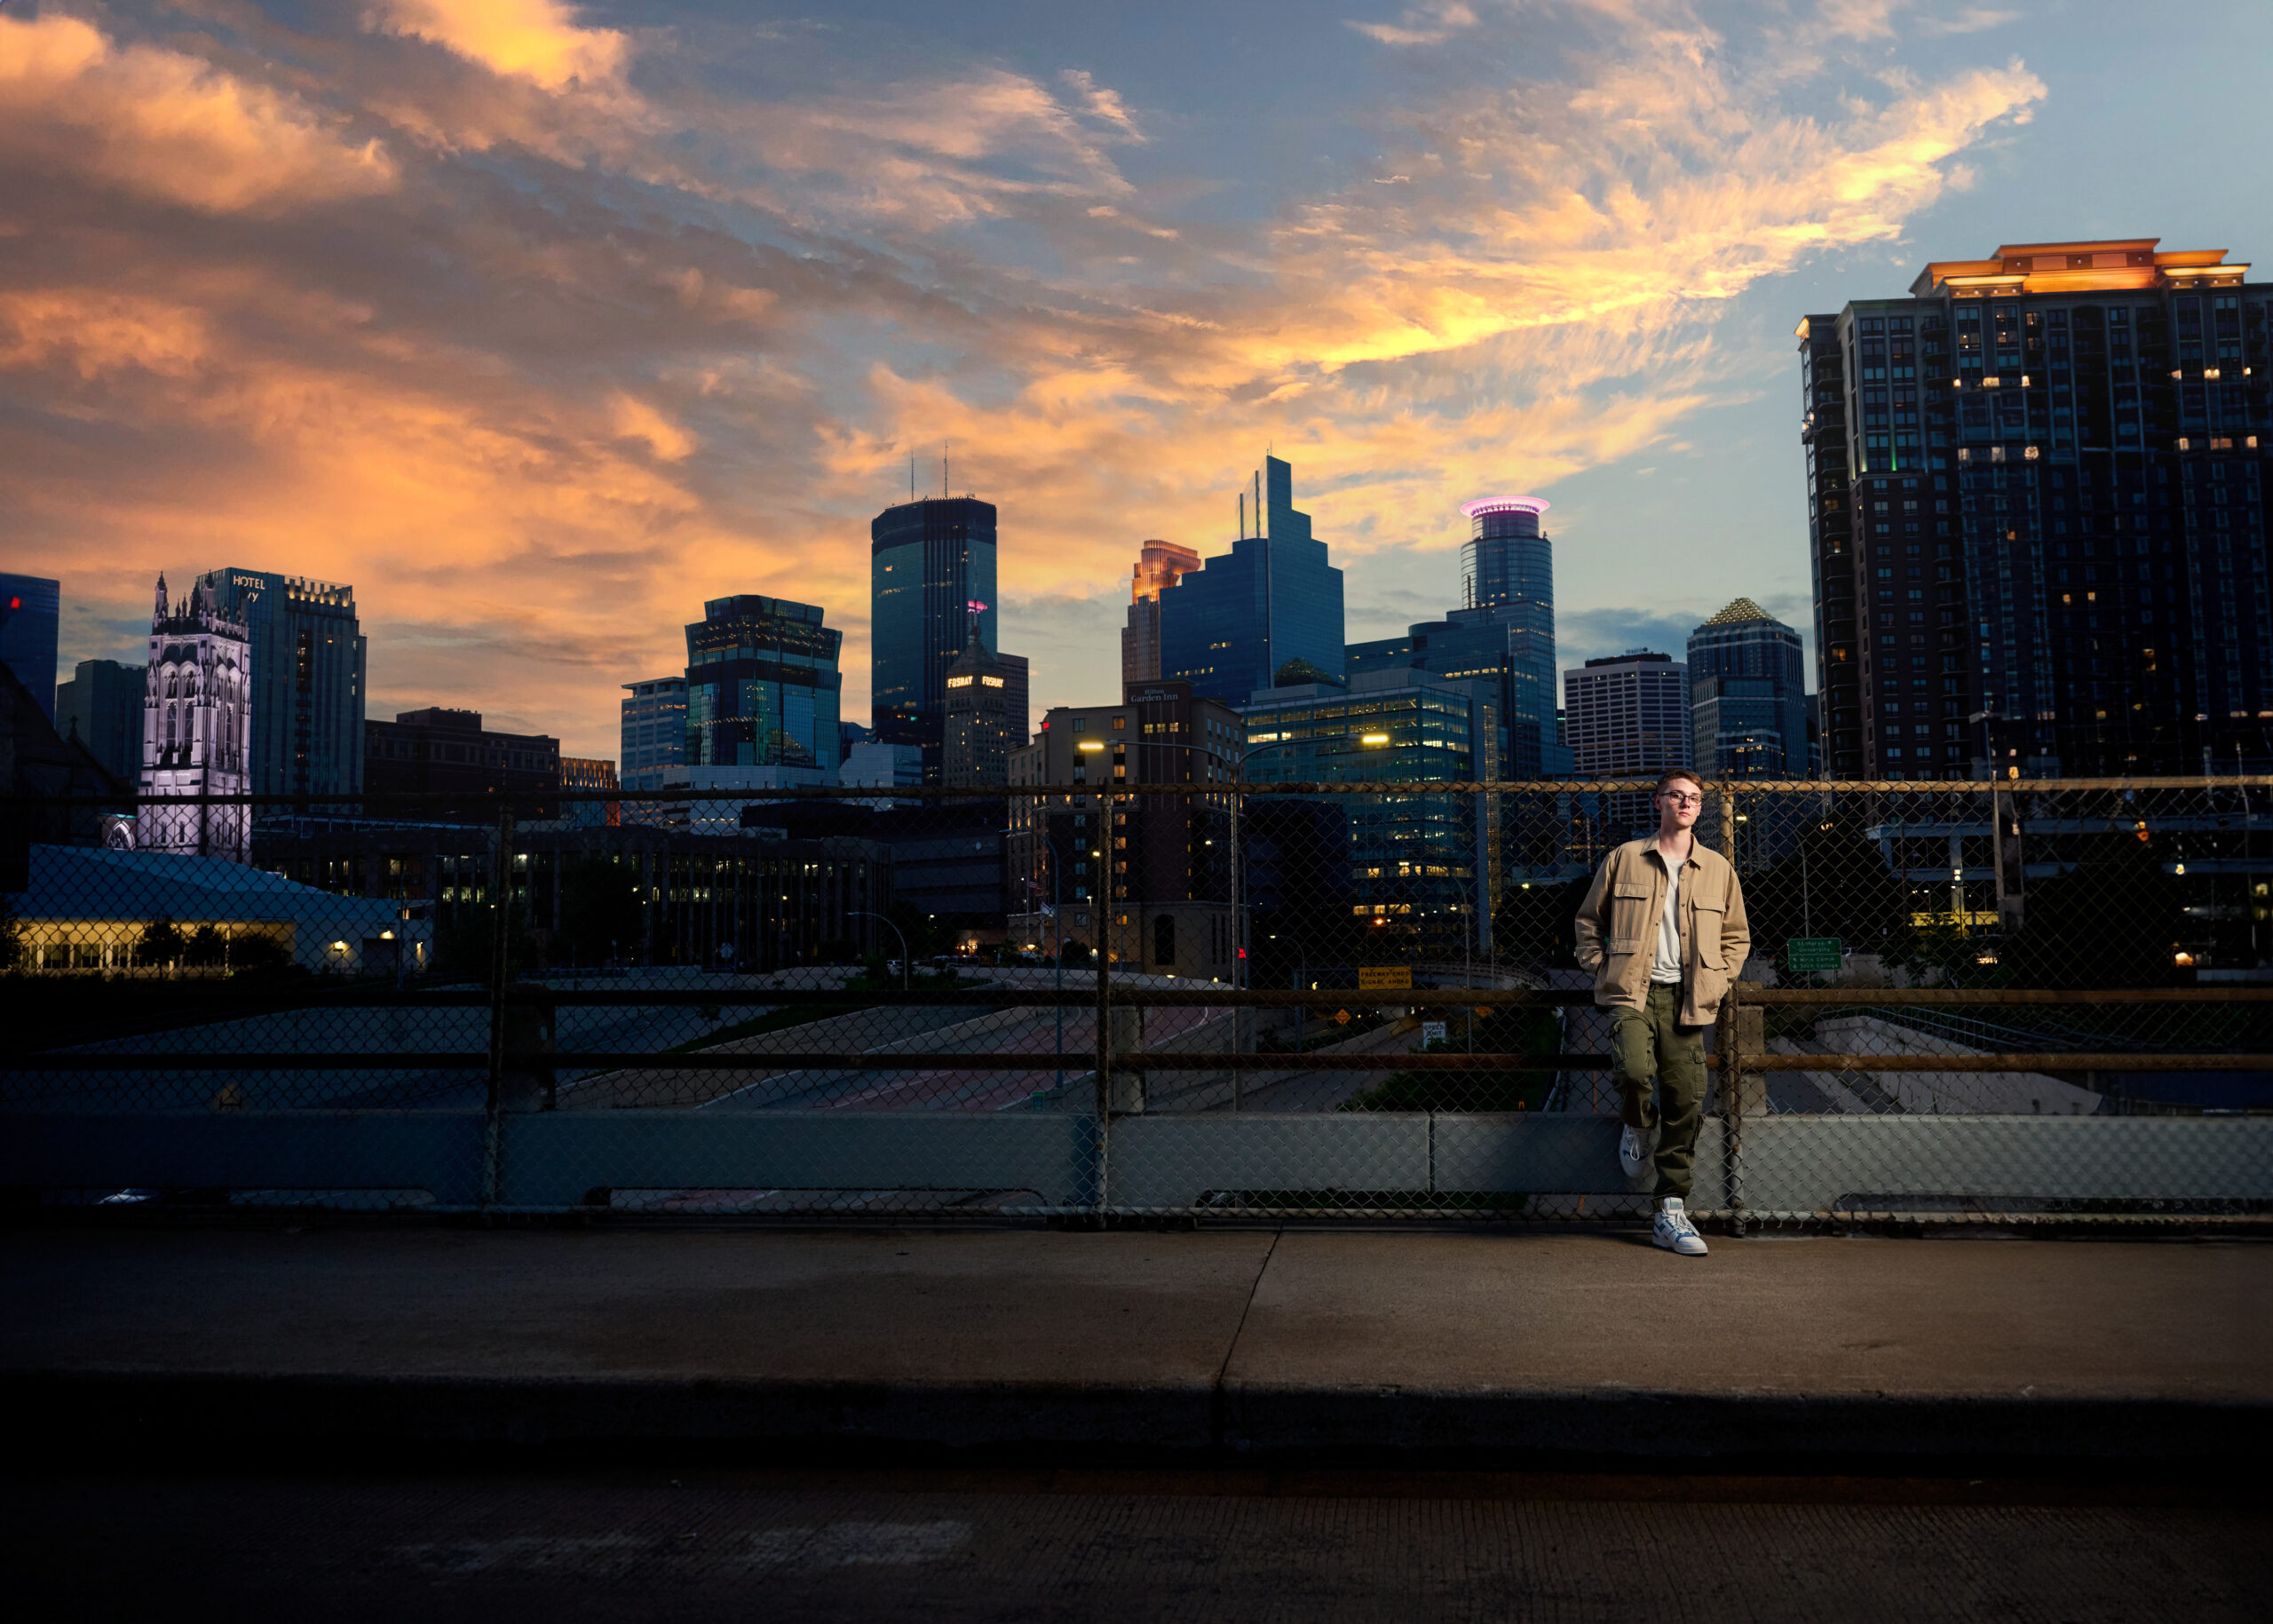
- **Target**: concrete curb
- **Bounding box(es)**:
[17,1369,2269,1469]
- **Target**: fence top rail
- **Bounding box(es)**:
[9,774,2271,812]
[1736,985,2273,1005]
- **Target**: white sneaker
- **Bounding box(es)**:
[1618,1124,1651,1184]
[1652,1198,1709,1256]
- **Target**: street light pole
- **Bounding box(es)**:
[848,909,908,993]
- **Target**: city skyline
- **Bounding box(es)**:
[5,4,2271,760]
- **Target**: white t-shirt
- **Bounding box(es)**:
[1650,846,1683,985]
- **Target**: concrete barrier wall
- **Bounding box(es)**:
[11,1110,2263,1217]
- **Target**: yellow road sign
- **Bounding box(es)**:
[1357,966,1412,991]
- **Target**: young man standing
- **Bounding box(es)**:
[1572,768,1750,1256]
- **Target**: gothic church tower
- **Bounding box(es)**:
[139,573,252,860]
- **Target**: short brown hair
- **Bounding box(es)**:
[1655,768,1703,796]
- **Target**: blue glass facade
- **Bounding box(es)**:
[870,495,998,784]
[1243,668,1500,956]
[1341,497,1570,778]
[0,573,59,721]
[685,595,842,778]
[1687,599,1810,777]
[620,676,687,791]
[1157,457,1345,704]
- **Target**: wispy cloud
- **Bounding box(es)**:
[1916,7,2021,36]
[1347,2,1481,48]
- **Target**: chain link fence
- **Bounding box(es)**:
[4,778,2269,1226]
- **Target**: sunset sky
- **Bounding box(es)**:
[4,0,2268,760]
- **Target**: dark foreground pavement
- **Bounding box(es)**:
[6,1224,2270,1469]
[15,1465,2269,1624]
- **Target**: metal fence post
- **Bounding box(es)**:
[480,802,513,1211]
[1093,790,1114,1219]
[1722,978,1758,1237]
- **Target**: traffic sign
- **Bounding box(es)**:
[1358,966,1413,991]
[1786,937,1843,973]
[1421,1020,1448,1045]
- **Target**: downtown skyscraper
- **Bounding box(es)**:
[1121,540,1200,690]
[1800,237,2269,779]
[871,494,999,785]
[1688,598,1810,777]
[1157,456,1345,705]
[1347,496,1571,778]
[193,569,366,797]
[685,595,842,781]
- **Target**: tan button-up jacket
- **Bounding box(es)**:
[1572,836,1751,1026]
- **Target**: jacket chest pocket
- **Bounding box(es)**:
[1691,903,1726,968]
[1610,883,1653,946]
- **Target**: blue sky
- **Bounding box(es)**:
[2,0,2267,757]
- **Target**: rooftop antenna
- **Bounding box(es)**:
[1238,490,1245,539]
[909,450,915,502]
[943,440,949,499]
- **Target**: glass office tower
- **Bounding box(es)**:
[1801,236,2272,778]
[871,495,998,784]
[1243,666,1501,959]
[620,677,687,791]
[685,595,842,778]
[1121,539,1201,689]
[1342,496,1569,777]
[0,573,60,721]
[193,568,367,796]
[1688,598,1809,777]
[1157,456,1345,704]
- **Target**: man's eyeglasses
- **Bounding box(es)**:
[1659,792,1703,807]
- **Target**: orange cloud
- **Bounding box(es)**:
[0,12,396,213]
[368,0,629,91]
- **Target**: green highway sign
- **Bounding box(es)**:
[1786,937,1843,973]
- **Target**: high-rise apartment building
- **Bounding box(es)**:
[52,658,147,783]
[192,569,365,796]
[1121,540,1201,688]
[1343,495,1570,778]
[0,574,59,722]
[941,635,1030,788]
[139,575,251,860]
[1688,598,1809,777]
[1800,237,2270,778]
[1564,652,1691,778]
[619,677,686,791]
[1157,457,1346,705]
[871,495,998,784]
[685,595,841,783]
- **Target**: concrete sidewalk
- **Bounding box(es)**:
[6,1225,2268,1467]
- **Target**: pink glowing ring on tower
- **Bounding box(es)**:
[1458,496,1551,520]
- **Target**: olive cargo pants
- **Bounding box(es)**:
[1611,982,1707,1204]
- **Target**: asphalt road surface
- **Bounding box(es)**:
[13,1466,2264,1623]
